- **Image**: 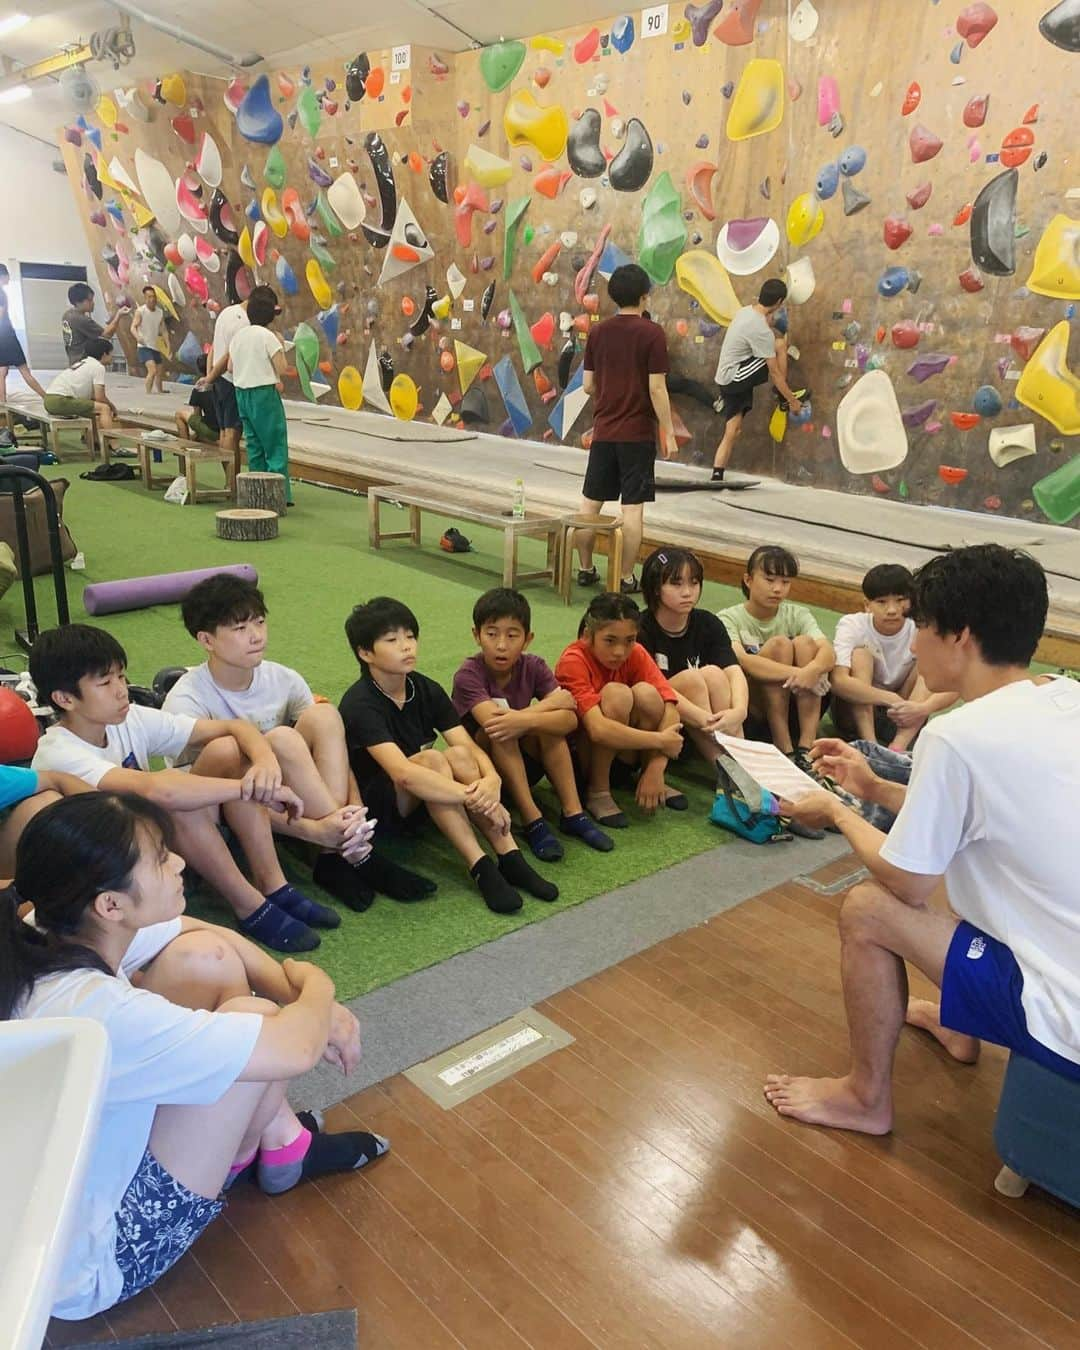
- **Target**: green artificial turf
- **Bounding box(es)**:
[3,440,843,999]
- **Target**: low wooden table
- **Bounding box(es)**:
[99,428,237,504]
[368,482,567,589]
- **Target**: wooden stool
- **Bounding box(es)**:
[176,446,236,505]
[216,508,278,542]
[236,471,286,515]
[558,515,624,604]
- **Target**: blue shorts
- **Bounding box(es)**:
[212,378,242,431]
[114,1149,224,1305]
[941,922,1080,1081]
[137,346,161,367]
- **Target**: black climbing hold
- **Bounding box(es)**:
[429,151,450,204]
[481,280,496,320]
[970,167,1017,277]
[209,188,239,245]
[609,118,654,192]
[345,53,371,103]
[558,338,575,389]
[363,132,397,249]
[1039,0,1080,52]
[567,108,606,179]
[460,386,490,424]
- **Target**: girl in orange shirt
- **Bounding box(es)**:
[555,594,685,828]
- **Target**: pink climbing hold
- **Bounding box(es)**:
[956,2,998,48]
[909,123,943,164]
[573,28,600,63]
[817,76,840,127]
[883,217,913,250]
[906,182,933,210]
[787,77,803,103]
[962,94,989,128]
[576,223,612,303]
[1011,326,1046,361]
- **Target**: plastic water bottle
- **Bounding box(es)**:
[512,478,525,519]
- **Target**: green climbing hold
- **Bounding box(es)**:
[480,40,527,93]
[264,145,286,189]
[503,196,530,279]
[523,225,535,246]
[1033,453,1080,524]
[293,321,321,402]
[297,86,321,139]
[637,172,687,285]
[316,190,344,238]
[509,290,543,372]
[309,237,336,269]
[898,479,909,499]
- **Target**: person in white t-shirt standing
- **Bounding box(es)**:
[199,284,278,461]
[831,563,956,750]
[229,289,293,504]
[764,544,1080,1135]
[130,285,168,395]
[3,792,388,1323]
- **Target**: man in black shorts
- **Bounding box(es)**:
[577,264,678,595]
[711,279,803,482]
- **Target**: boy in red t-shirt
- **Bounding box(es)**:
[577,265,678,596]
[555,593,685,829]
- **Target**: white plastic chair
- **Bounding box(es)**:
[0,1017,110,1350]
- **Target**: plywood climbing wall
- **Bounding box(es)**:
[60,1,1080,526]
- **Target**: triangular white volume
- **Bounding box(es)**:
[431,392,453,425]
[135,148,182,236]
[326,172,366,230]
[446,263,467,301]
[107,156,139,194]
[363,342,392,414]
[196,132,223,189]
[177,233,197,263]
[167,271,187,308]
[378,198,434,285]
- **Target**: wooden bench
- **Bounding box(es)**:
[368,482,567,589]
[0,400,97,459]
[99,427,237,504]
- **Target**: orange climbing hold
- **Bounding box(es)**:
[365,68,385,99]
[408,151,422,173]
[573,28,600,62]
[401,296,416,317]
[533,369,552,396]
[402,86,413,104]
[901,82,921,116]
[1000,126,1034,168]
[277,73,295,98]
[676,319,689,337]
[953,203,972,226]
[582,293,600,315]
[938,464,969,483]
[530,312,556,347]
[1022,103,1038,124]
[534,167,571,199]
[686,161,719,222]
[714,0,762,46]
[453,185,467,204]
[531,241,562,284]
[949,413,980,431]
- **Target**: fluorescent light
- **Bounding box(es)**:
[0,83,30,103]
[0,13,29,38]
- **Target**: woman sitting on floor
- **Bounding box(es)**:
[1,792,388,1324]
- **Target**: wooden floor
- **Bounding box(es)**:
[49,855,1080,1349]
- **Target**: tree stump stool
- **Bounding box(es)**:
[216,509,279,542]
[236,472,287,516]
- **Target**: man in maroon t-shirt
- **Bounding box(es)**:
[577,265,678,595]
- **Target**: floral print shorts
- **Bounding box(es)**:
[114,1150,224,1304]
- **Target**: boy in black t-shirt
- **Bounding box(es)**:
[637,547,749,766]
[175,356,221,444]
[339,597,558,914]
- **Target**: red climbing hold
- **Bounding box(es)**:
[713,0,762,46]
[906,182,933,210]
[953,203,972,227]
[901,82,921,116]
[171,114,196,144]
[872,475,892,494]
[962,94,989,128]
[883,216,913,249]
[533,167,571,199]
[958,266,984,293]
[573,28,600,62]
[530,312,556,347]
[956,3,998,48]
[890,321,920,350]
[938,464,970,484]
[1022,104,1039,125]
[984,495,1002,510]
[909,124,943,164]
[948,413,980,431]
[1000,126,1034,168]
[875,325,886,344]
[1011,326,1046,361]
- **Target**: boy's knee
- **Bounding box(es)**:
[760,636,794,661]
[599,683,633,719]
[413,748,453,776]
[839,880,896,943]
[674,669,709,704]
[265,725,307,762]
[792,634,818,662]
[295,701,343,737]
[193,735,244,776]
[444,744,478,779]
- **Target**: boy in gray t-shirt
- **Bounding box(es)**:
[61,282,126,365]
[712,279,803,482]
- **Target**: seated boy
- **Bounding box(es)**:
[174,355,221,445]
[0,763,91,877]
[29,623,332,953]
[339,597,558,914]
[717,545,835,771]
[451,587,613,861]
[163,574,430,911]
[832,564,956,751]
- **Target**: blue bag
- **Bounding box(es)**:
[709,749,789,844]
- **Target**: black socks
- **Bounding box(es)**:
[363,847,437,901]
[711,467,726,481]
[470,856,523,913]
[313,847,437,912]
[498,848,560,902]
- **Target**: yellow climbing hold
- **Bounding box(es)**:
[131,200,155,230]
[389,374,419,421]
[1016,321,1080,435]
[160,73,187,107]
[152,285,179,322]
[455,340,487,394]
[238,226,256,270]
[1026,214,1080,300]
[261,189,288,238]
[674,250,740,326]
[464,144,513,188]
[786,192,825,247]
[432,294,453,320]
[727,58,785,142]
[338,365,363,411]
[670,18,691,42]
[769,405,788,442]
[504,90,569,164]
[96,94,118,128]
[530,35,566,54]
[305,259,333,310]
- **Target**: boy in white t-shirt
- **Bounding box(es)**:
[831,564,956,750]
[163,574,433,909]
[766,545,1080,1136]
[228,288,292,503]
[29,623,340,954]
[130,284,168,394]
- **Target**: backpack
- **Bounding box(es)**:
[709,748,790,844]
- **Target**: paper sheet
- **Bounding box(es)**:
[713,733,823,801]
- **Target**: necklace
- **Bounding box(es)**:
[370,673,414,707]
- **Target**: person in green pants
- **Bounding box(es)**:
[227,289,292,505]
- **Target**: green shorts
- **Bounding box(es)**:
[43,394,95,418]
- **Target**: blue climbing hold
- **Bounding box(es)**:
[177,331,204,368]
[611,15,635,53]
[236,74,283,145]
[950,39,964,63]
[772,308,789,336]
[317,304,340,348]
[274,255,298,295]
[839,145,867,177]
[972,384,1003,416]
[245,198,261,223]
[878,266,910,297]
[815,162,840,200]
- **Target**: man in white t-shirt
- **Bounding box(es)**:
[131,285,168,395]
[29,622,343,955]
[163,573,433,908]
[831,563,957,750]
[200,284,278,456]
[43,337,117,430]
[763,545,1080,1135]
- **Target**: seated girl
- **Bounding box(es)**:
[3,792,387,1325]
[637,547,749,767]
[554,593,684,828]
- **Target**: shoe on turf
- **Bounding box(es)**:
[620,574,641,595]
[577,565,600,587]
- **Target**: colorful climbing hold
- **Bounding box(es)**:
[1027,215,1080,298]
[305,259,333,309]
[973,384,1003,416]
[963,93,989,128]
[504,90,570,162]
[838,145,867,177]
[908,353,952,382]
[675,251,740,325]
[906,182,933,210]
[1033,453,1080,525]
[609,118,654,192]
[909,124,943,163]
[638,172,688,285]
[236,75,283,145]
[714,0,763,45]
[717,217,781,274]
[891,320,920,349]
[1000,126,1034,169]
[611,15,635,53]
[480,40,527,93]
[959,265,985,293]
[970,167,1018,276]
[786,194,824,248]
[938,464,969,484]
[727,59,785,142]
[883,217,913,250]
[1016,321,1080,434]
[956,3,998,48]
[901,82,921,116]
[842,180,871,215]
[815,162,840,200]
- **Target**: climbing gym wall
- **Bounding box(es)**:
[59,1,1080,526]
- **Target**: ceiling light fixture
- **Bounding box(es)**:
[0,82,31,102]
[0,12,29,38]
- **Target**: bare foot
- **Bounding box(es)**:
[763,1073,893,1135]
[905,998,981,1064]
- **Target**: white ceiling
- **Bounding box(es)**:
[0,0,624,142]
